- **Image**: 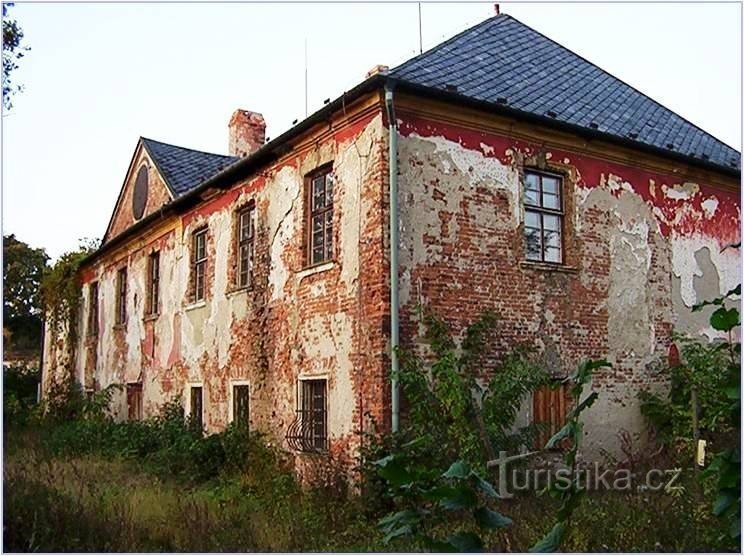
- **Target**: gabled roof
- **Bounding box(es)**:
[141,137,238,197]
[390,14,740,172]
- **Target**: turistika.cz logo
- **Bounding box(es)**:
[487,451,683,498]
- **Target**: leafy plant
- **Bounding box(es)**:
[530,359,610,552]
[374,442,511,551]
[395,310,548,472]
[693,283,740,542]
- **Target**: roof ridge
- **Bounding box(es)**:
[390,14,506,74]
[141,136,236,160]
[503,13,740,154]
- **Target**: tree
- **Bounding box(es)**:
[3,3,30,111]
[3,234,48,354]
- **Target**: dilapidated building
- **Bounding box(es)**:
[43,14,741,464]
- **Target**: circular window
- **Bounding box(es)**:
[132,165,149,220]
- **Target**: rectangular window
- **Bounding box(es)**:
[286,379,327,452]
[533,382,571,450]
[127,383,143,421]
[232,384,250,429]
[523,170,563,264]
[189,385,203,431]
[87,281,99,336]
[236,205,255,288]
[146,251,160,316]
[115,268,127,325]
[307,168,334,266]
[192,229,207,302]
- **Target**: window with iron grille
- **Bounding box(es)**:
[127,383,143,421]
[87,281,99,336]
[115,268,127,325]
[192,229,207,302]
[306,168,334,266]
[533,381,571,450]
[523,170,563,264]
[236,205,255,288]
[189,385,203,431]
[286,379,327,452]
[232,384,250,429]
[146,252,160,316]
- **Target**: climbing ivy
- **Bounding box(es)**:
[40,238,99,348]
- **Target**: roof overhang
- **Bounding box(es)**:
[81,72,740,267]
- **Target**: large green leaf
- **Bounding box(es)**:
[439,484,478,511]
[713,492,735,517]
[710,307,740,332]
[443,460,471,479]
[529,521,567,553]
[473,473,500,498]
[473,506,512,529]
[446,531,484,553]
[545,422,574,450]
[376,458,414,487]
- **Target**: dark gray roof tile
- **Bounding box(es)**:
[391,14,740,171]
[141,138,238,197]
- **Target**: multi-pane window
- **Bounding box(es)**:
[237,205,255,288]
[286,379,328,452]
[523,170,563,264]
[232,384,250,429]
[87,281,99,336]
[189,385,203,431]
[192,229,207,302]
[115,268,127,325]
[127,383,143,421]
[307,168,334,266]
[146,252,160,316]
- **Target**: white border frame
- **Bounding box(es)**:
[228,379,251,424]
[184,381,204,421]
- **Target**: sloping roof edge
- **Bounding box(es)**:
[83,43,740,266]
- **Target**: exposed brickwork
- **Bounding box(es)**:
[394,110,740,458]
[42,92,739,468]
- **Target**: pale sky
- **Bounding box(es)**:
[2,1,741,260]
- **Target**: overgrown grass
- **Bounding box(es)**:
[3,425,736,552]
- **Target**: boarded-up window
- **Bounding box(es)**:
[87,281,99,336]
[236,205,255,288]
[189,385,203,431]
[127,383,143,421]
[524,170,563,264]
[533,382,571,450]
[286,379,327,452]
[115,268,127,325]
[146,251,160,315]
[306,168,334,266]
[192,229,207,302]
[232,384,250,429]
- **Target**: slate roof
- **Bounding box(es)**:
[390,14,740,172]
[141,137,238,197]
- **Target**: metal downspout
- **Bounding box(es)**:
[385,85,400,433]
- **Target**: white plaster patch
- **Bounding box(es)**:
[663,182,699,201]
[267,166,302,301]
[671,234,741,308]
[407,132,519,222]
[702,197,719,218]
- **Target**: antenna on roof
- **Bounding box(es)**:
[418,3,423,54]
[494,3,500,15]
[304,38,308,118]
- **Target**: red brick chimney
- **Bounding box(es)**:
[228,109,266,158]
